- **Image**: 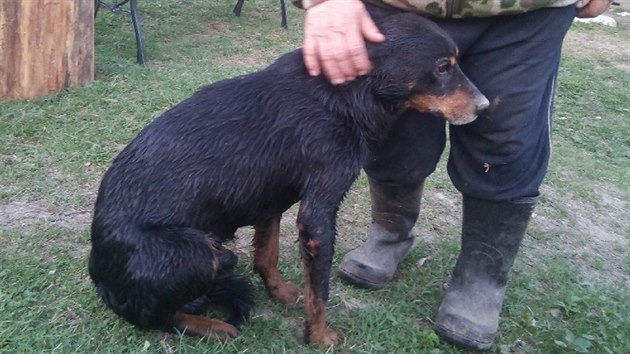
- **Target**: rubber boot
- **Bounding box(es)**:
[434,196,538,350]
[337,178,424,290]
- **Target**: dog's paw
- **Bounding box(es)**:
[308,327,338,347]
[174,312,240,341]
[272,281,302,307]
[204,322,240,341]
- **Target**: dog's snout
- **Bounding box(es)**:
[475,94,490,112]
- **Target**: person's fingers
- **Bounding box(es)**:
[340,6,385,79]
[318,31,350,84]
[302,28,321,76]
[345,21,371,76]
[360,11,386,43]
[576,0,613,18]
[347,8,385,76]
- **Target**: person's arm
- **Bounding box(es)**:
[576,0,614,18]
[296,0,385,85]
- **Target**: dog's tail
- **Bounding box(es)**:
[180,272,255,328]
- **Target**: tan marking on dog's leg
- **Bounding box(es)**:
[173,312,239,341]
[253,216,301,307]
[303,265,338,346]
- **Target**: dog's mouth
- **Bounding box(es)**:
[407,89,489,125]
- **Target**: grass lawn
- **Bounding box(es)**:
[1,1,628,353]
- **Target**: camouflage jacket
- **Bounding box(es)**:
[292,0,578,18]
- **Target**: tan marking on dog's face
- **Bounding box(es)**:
[449,56,456,66]
[408,88,479,125]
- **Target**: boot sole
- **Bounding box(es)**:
[434,322,494,351]
[337,267,388,290]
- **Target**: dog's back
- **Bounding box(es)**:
[92,50,389,238]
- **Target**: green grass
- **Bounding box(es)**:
[1,1,629,353]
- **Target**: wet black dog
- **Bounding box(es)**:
[88,6,488,346]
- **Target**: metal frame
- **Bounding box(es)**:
[94,0,290,66]
[233,0,288,29]
[95,0,146,65]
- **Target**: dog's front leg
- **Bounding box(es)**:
[297,201,338,346]
[253,215,301,306]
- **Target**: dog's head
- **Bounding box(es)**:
[368,12,489,125]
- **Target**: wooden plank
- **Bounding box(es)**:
[0,0,94,100]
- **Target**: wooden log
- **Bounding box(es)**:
[0,0,94,100]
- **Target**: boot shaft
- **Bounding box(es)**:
[369,177,424,235]
[458,196,538,283]
[336,178,424,289]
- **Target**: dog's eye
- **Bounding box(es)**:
[436,59,451,75]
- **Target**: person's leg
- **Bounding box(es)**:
[336,5,500,290]
[337,9,495,291]
[433,6,576,350]
[337,110,445,289]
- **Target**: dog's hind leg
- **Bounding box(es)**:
[173,311,239,341]
[253,215,301,307]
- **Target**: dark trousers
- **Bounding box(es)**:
[365,6,576,201]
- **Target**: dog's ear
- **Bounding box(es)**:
[370,73,413,105]
[366,40,412,103]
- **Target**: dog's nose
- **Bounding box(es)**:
[475,95,490,112]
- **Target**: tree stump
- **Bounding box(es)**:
[0,0,94,100]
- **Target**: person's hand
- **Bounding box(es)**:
[302,0,385,85]
[576,0,613,18]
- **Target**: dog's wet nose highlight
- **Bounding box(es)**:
[476,95,490,112]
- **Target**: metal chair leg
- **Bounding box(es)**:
[280,0,287,29]
[233,0,245,16]
[129,0,146,65]
[94,0,146,65]
[233,0,288,29]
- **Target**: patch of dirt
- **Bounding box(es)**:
[418,190,462,244]
[0,199,91,230]
[564,16,630,73]
[0,199,92,263]
[180,18,285,71]
[532,182,629,284]
[564,29,629,57]
[205,20,231,33]
[211,51,278,72]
